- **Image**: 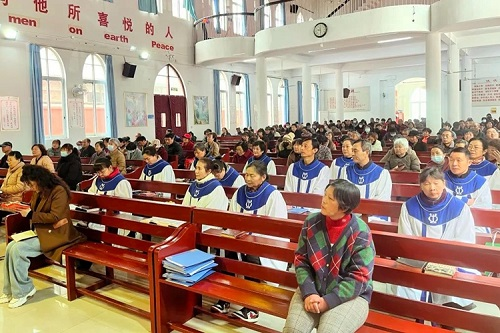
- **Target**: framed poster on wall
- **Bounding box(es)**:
[193,96,209,125]
[124,92,147,127]
[0,96,20,131]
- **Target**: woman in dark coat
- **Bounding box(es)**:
[56,143,83,190]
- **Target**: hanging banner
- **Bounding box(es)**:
[472,78,500,106]
[68,98,84,128]
[0,96,20,131]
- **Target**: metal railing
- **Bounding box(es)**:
[193,0,440,42]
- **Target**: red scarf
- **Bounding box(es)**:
[103,167,120,180]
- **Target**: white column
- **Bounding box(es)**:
[461,56,473,120]
[256,56,268,129]
[335,68,344,121]
[426,32,442,133]
[447,42,460,123]
[302,64,312,124]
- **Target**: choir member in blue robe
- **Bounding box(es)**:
[330,139,354,180]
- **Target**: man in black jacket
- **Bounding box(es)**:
[408,130,428,152]
[0,142,12,168]
[165,133,185,168]
[79,138,96,158]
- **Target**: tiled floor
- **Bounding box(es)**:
[1,224,499,332]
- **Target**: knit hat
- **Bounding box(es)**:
[282,133,295,143]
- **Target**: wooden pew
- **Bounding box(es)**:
[151,210,458,333]
[0,168,7,178]
[4,192,193,321]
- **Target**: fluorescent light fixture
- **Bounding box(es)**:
[139,51,149,60]
[308,47,336,53]
[129,45,137,51]
[4,29,17,40]
[377,37,412,44]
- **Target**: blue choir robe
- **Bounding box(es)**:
[218,166,245,188]
[182,174,228,231]
[393,192,477,307]
[469,159,500,190]
[285,159,330,195]
[229,182,288,272]
[243,154,277,175]
[141,159,175,183]
[330,156,353,180]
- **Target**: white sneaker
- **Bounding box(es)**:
[8,288,36,308]
[0,294,12,304]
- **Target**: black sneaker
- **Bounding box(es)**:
[231,307,259,323]
[211,300,230,314]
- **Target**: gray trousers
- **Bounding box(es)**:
[3,238,42,298]
[283,289,369,333]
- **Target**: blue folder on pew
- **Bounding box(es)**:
[162,249,215,275]
[162,267,216,287]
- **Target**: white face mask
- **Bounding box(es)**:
[365,128,371,133]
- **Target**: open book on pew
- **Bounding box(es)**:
[0,201,31,213]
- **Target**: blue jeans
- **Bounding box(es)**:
[3,238,42,298]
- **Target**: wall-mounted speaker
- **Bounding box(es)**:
[343,88,351,98]
[231,75,242,86]
[290,4,299,13]
[122,62,137,78]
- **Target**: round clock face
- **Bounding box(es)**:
[314,23,327,38]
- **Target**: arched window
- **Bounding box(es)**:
[411,88,426,120]
[82,54,108,136]
[264,3,272,28]
[40,47,67,139]
[275,4,284,27]
[277,80,285,124]
[154,64,186,96]
[235,75,248,127]
[311,83,319,122]
[297,12,304,23]
[232,0,244,35]
[220,72,230,129]
[267,78,274,125]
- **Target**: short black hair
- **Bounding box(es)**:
[7,151,22,160]
[137,136,146,142]
[142,146,157,156]
[126,142,137,150]
[197,157,214,172]
[469,137,487,151]
[194,142,207,153]
[304,137,320,150]
[165,133,175,139]
[235,141,248,151]
[95,141,105,149]
[93,157,112,172]
[31,144,48,156]
[253,140,267,152]
[325,179,361,214]
[449,147,471,159]
[212,157,227,174]
[419,167,445,184]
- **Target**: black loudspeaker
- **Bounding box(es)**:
[290,4,299,13]
[231,75,242,86]
[343,88,351,98]
[122,62,137,78]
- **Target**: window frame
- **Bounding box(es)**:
[220,72,230,129]
[40,47,68,140]
[82,54,108,137]
[154,64,186,96]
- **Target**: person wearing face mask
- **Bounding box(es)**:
[125,142,142,160]
[426,146,449,171]
[243,140,276,175]
[212,157,245,188]
[56,144,82,190]
[107,138,126,174]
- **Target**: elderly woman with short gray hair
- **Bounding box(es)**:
[107,138,126,174]
[382,138,421,172]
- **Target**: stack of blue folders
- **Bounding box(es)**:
[162,249,217,287]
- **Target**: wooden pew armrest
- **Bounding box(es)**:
[5,213,31,241]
